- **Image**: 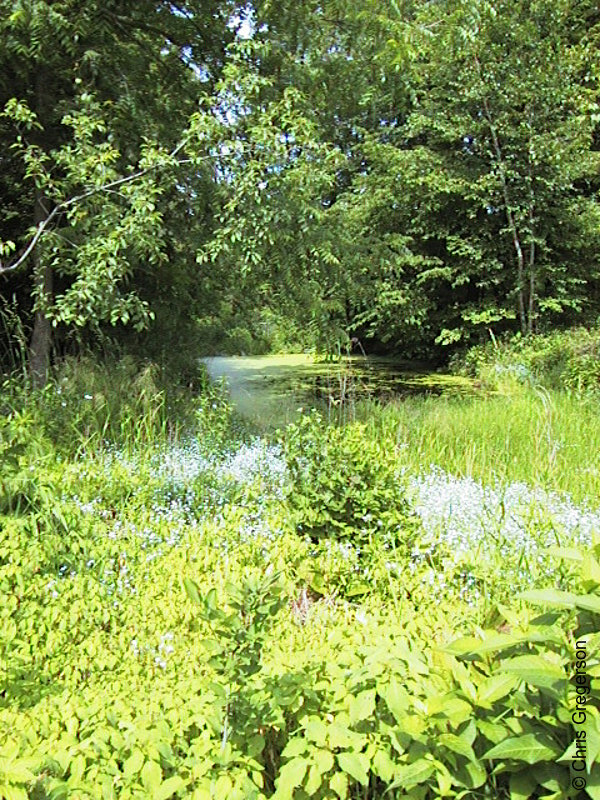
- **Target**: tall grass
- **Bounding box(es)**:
[357,388,600,505]
[0,355,205,457]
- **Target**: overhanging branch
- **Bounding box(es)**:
[0,139,207,276]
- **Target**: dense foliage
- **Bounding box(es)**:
[1,0,600,371]
[2,2,600,797]
[0,360,599,798]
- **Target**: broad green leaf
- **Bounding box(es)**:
[519,589,577,608]
[183,578,201,606]
[427,694,472,725]
[281,739,306,758]
[305,764,322,794]
[476,673,519,706]
[213,774,232,800]
[438,733,476,762]
[372,749,395,782]
[345,582,370,597]
[349,689,376,723]
[123,749,144,778]
[547,546,583,562]
[276,758,308,796]
[328,724,364,749]
[509,771,538,799]
[585,712,600,772]
[484,734,560,764]
[454,761,486,789]
[383,679,410,722]
[501,655,567,688]
[246,734,265,758]
[336,752,369,786]
[153,776,186,800]
[576,594,600,615]
[389,758,435,789]
[305,719,328,746]
[582,556,600,585]
[141,761,162,793]
[330,771,348,799]
[585,769,600,800]
[314,749,334,774]
[445,633,524,657]
[69,754,85,782]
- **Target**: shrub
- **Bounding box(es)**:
[281,412,417,547]
[454,327,600,394]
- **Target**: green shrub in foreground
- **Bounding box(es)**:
[281,412,417,545]
[182,546,600,800]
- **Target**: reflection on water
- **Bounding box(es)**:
[203,354,475,426]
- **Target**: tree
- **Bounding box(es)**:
[0,0,240,384]
[342,0,600,348]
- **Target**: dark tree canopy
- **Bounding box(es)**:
[1,0,600,377]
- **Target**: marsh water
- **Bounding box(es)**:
[203,354,473,426]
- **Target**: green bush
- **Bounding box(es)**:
[454,327,600,394]
[281,412,417,546]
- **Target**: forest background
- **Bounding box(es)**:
[1,0,600,381]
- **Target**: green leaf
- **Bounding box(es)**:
[509,771,538,799]
[372,749,395,782]
[484,734,560,764]
[281,739,306,758]
[548,546,583,562]
[454,761,486,789]
[213,775,232,800]
[576,594,600,615]
[501,655,567,689]
[384,679,410,722]
[330,772,348,799]
[314,749,334,774]
[328,724,364,749]
[305,719,328,747]
[445,632,524,657]
[305,764,322,794]
[584,712,600,772]
[153,776,186,800]
[336,752,369,786]
[349,689,376,724]
[276,758,308,796]
[585,769,600,800]
[476,673,519,706]
[438,732,476,762]
[388,758,435,790]
[123,749,144,778]
[141,761,162,793]
[519,589,577,608]
[183,578,201,606]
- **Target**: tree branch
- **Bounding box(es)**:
[0,140,204,276]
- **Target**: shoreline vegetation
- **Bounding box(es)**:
[1,329,600,798]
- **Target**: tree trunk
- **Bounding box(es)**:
[526,132,536,335]
[476,58,528,335]
[29,191,53,388]
[28,67,53,389]
[527,210,535,335]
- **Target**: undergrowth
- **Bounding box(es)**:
[0,356,598,799]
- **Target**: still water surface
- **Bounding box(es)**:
[203,354,473,426]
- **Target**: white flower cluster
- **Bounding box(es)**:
[218,441,288,496]
[130,631,174,670]
[408,466,599,561]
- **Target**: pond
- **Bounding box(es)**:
[203,354,474,426]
